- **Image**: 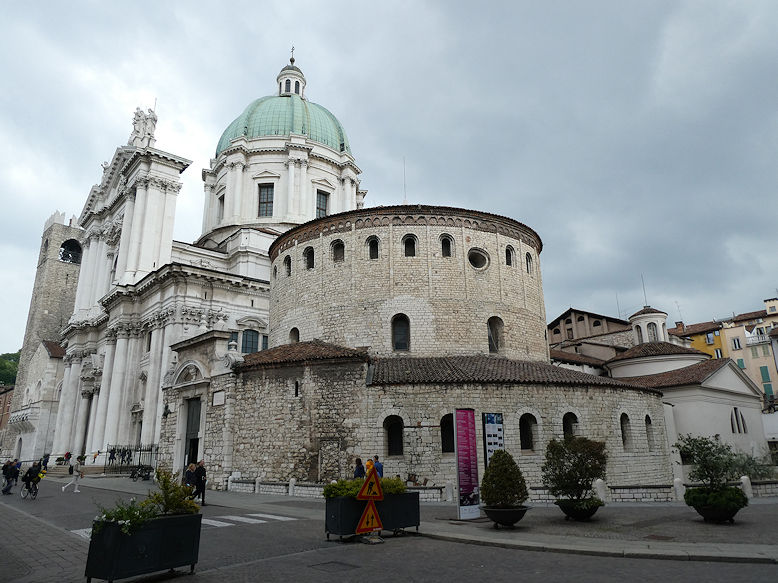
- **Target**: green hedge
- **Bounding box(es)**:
[323,477,406,498]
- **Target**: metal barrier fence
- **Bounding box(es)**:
[102,444,159,475]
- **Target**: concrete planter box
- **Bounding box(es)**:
[85,513,202,582]
[325,492,420,539]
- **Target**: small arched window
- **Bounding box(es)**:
[505,245,515,266]
[441,235,453,257]
[636,325,644,344]
[592,320,601,328]
[284,255,291,276]
[392,314,410,351]
[367,236,379,259]
[647,322,658,342]
[525,252,533,274]
[242,330,260,353]
[289,328,300,343]
[285,79,291,92]
[331,240,345,262]
[403,235,417,257]
[563,412,578,438]
[620,413,633,451]
[59,239,82,264]
[294,80,300,94]
[440,414,454,453]
[487,316,503,353]
[577,316,584,322]
[384,415,404,456]
[645,415,656,451]
[303,247,315,270]
[553,328,560,335]
[519,413,537,451]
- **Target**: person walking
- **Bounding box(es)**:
[353,458,365,478]
[62,456,84,493]
[193,460,207,505]
[2,460,15,494]
[184,463,196,491]
[373,455,383,477]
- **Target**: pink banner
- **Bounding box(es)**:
[455,408,480,519]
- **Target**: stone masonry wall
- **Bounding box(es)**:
[209,360,673,494]
[269,208,548,360]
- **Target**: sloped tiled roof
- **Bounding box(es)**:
[630,306,667,318]
[549,349,605,367]
[606,342,707,364]
[619,358,731,389]
[238,340,369,369]
[548,307,629,327]
[667,321,721,337]
[41,340,65,359]
[732,310,767,323]
[369,356,652,391]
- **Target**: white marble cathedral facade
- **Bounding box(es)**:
[6,59,365,462]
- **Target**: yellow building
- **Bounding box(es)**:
[667,320,724,359]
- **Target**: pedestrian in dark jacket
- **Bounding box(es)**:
[353,458,365,478]
[193,460,207,505]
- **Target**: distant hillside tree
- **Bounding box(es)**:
[0,351,20,385]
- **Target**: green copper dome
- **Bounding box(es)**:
[215,94,351,157]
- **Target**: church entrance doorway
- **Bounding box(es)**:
[184,397,201,466]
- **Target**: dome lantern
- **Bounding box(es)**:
[276,55,306,98]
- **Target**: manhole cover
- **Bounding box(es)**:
[310,561,360,573]
[644,534,674,541]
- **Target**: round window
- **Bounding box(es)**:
[468,248,489,269]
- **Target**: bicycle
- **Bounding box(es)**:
[130,465,153,482]
[20,481,38,500]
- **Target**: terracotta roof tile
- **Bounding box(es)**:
[549,349,605,367]
[369,356,653,391]
[606,342,707,364]
[41,340,65,359]
[732,309,767,323]
[667,321,721,336]
[619,358,730,389]
[630,306,667,318]
[237,339,369,369]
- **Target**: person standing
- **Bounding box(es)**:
[2,461,15,494]
[193,460,207,505]
[373,455,383,478]
[62,456,83,493]
[353,458,365,478]
[184,463,196,490]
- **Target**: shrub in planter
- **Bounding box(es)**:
[480,449,529,528]
[86,469,202,582]
[675,434,749,523]
[542,436,607,521]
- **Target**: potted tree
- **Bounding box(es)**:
[323,476,419,539]
[675,434,749,524]
[85,469,202,582]
[480,449,529,529]
[542,436,607,521]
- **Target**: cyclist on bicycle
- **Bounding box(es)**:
[21,462,42,494]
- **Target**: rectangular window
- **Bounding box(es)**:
[751,346,760,358]
[714,330,720,336]
[316,190,329,218]
[763,344,771,357]
[262,335,269,351]
[258,184,274,217]
[705,333,714,345]
[732,338,742,350]
[737,358,745,369]
[760,366,771,383]
[714,348,722,359]
[241,330,259,353]
[770,306,777,313]
[765,383,774,395]
[217,194,225,222]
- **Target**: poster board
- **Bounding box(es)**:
[454,408,480,519]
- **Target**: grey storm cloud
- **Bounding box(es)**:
[1,0,777,352]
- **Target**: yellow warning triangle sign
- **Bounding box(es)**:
[356,468,384,500]
[356,499,383,534]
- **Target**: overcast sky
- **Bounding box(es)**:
[1,1,777,354]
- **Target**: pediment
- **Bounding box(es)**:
[701,361,763,397]
[311,177,336,190]
[236,316,268,329]
[252,170,282,180]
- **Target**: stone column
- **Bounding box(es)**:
[90,337,115,452]
[282,159,294,219]
[299,160,308,218]
[138,179,164,274]
[231,162,245,221]
[71,390,92,454]
[116,331,141,444]
[53,357,82,454]
[126,178,149,277]
[157,181,180,269]
[202,184,213,234]
[51,361,73,455]
[115,192,135,282]
[73,240,93,311]
[103,330,130,446]
[141,322,165,443]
